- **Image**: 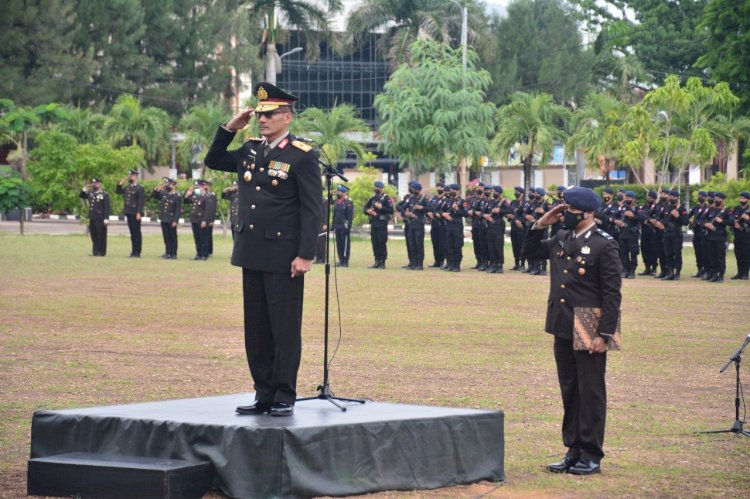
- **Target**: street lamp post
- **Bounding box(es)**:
[170,132,185,179]
[450,0,469,194]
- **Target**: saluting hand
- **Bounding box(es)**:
[537,203,566,227]
[226,107,255,131]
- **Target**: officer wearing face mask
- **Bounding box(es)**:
[365,181,394,269]
[549,186,565,237]
[659,189,688,280]
[442,183,467,271]
[428,183,447,268]
[638,191,659,276]
[80,178,111,256]
[648,189,671,278]
[731,192,750,280]
[116,169,146,258]
[221,181,241,241]
[185,180,207,260]
[153,177,182,259]
[702,192,731,282]
[595,188,618,240]
[614,190,643,278]
[404,182,431,270]
[332,184,353,267]
[483,185,512,273]
[689,191,710,278]
[397,182,416,269]
[521,186,622,477]
[469,183,489,271]
[508,186,527,271]
[525,187,550,276]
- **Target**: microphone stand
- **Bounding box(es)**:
[699,334,750,436]
[297,156,365,412]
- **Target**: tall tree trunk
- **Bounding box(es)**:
[522,156,532,193]
[21,130,29,180]
[19,216,24,236]
[459,156,467,198]
[266,43,278,85]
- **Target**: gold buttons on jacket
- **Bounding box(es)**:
[272,180,278,187]
[249,224,254,230]
[560,284,566,289]
[563,269,568,274]
[256,186,261,191]
[276,231,281,237]
[251,204,256,210]
[260,168,265,172]
[560,298,566,304]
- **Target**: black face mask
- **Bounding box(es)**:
[715,200,722,207]
[515,193,521,199]
[128,178,135,184]
[740,200,748,205]
[374,189,382,195]
[617,194,624,201]
[337,192,344,198]
[436,190,443,195]
[562,210,584,230]
[698,197,706,203]
[603,195,611,202]
[625,199,633,205]
[493,193,500,199]
[670,199,678,205]
[451,191,458,197]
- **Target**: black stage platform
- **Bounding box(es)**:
[30,393,504,498]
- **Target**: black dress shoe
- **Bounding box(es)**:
[568,458,601,475]
[236,401,271,415]
[546,455,578,473]
[429,262,441,268]
[730,274,742,280]
[269,402,294,417]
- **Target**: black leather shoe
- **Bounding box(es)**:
[429,262,441,268]
[568,458,601,475]
[450,266,461,272]
[269,402,294,417]
[638,268,651,276]
[236,401,271,415]
[546,455,578,473]
[730,274,742,280]
[369,262,380,268]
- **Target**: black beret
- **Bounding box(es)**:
[740,191,750,199]
[449,183,460,190]
[603,187,614,194]
[336,185,348,193]
[698,191,707,196]
[514,186,524,193]
[563,187,602,212]
[493,185,503,193]
[648,191,657,198]
[374,181,384,188]
[715,192,726,199]
[436,182,444,188]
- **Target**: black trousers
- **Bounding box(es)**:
[640,230,657,268]
[334,226,350,263]
[706,238,727,276]
[161,222,178,256]
[734,231,750,275]
[370,225,388,262]
[554,335,607,463]
[510,228,525,261]
[618,237,639,271]
[407,224,425,265]
[663,233,683,273]
[430,221,445,264]
[486,225,505,265]
[192,222,201,256]
[200,225,212,258]
[653,231,665,271]
[446,222,464,267]
[404,223,413,264]
[242,269,304,405]
[125,213,142,256]
[692,232,705,270]
[89,219,107,256]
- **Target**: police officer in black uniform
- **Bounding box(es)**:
[522,186,622,476]
[222,181,241,241]
[730,191,750,280]
[638,191,658,276]
[184,180,209,260]
[484,185,512,273]
[116,169,145,257]
[428,183,447,268]
[509,186,527,271]
[613,190,642,278]
[549,186,565,237]
[658,189,688,280]
[201,180,217,258]
[397,183,415,268]
[80,178,110,256]
[442,183,467,271]
[526,187,550,276]
[153,177,182,259]
[364,181,394,269]
[333,184,353,267]
[204,82,322,417]
[469,184,489,270]
[689,190,710,278]
[404,182,430,270]
[702,192,730,283]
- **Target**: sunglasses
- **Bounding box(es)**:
[255,108,290,119]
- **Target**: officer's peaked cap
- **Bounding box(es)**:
[128,169,138,176]
[253,82,298,112]
[563,187,601,212]
[92,178,101,183]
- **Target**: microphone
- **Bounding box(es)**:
[720,333,750,373]
[295,136,319,145]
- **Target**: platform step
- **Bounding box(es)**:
[27,452,211,499]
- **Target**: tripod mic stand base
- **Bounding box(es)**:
[297,384,366,412]
[698,419,750,436]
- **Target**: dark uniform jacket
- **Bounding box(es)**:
[522,226,622,340]
[333,196,353,229]
[364,192,394,227]
[203,127,322,273]
[153,189,182,224]
[731,204,750,234]
[406,193,431,224]
[443,195,467,224]
[662,202,689,237]
[202,192,217,224]
[222,189,240,229]
[618,201,643,239]
[79,189,110,221]
[704,206,731,241]
[116,183,145,215]
[184,191,205,224]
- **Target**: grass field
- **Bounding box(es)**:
[1,232,749,498]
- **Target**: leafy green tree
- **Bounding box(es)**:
[486,0,594,105]
[54,107,107,145]
[591,20,651,101]
[178,103,232,168]
[347,159,398,226]
[492,92,570,192]
[375,40,494,189]
[295,105,369,167]
[242,0,343,85]
[0,166,33,234]
[103,95,171,165]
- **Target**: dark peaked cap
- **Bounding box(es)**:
[253,82,298,112]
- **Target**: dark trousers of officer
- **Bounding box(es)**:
[554,335,607,463]
[191,223,203,257]
[510,227,525,264]
[404,223,413,264]
[653,231,665,272]
[334,227,350,263]
[314,232,325,261]
[89,219,107,256]
[486,225,505,266]
[477,226,488,263]
[160,222,178,256]
[242,269,303,405]
[618,237,639,272]
[430,221,445,265]
[371,226,388,262]
[663,233,683,273]
[640,230,657,269]
[407,223,425,266]
[734,231,750,276]
[706,239,727,277]
[446,223,463,268]
[207,225,214,256]
[692,232,705,271]
[125,214,142,256]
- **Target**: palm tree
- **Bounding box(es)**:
[567,93,628,183]
[492,92,569,192]
[55,106,106,144]
[346,0,489,67]
[295,104,369,167]
[243,0,343,85]
[102,95,171,165]
[178,103,232,168]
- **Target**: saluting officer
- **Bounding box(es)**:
[428,183,447,268]
[116,169,146,258]
[689,191,710,278]
[442,183,467,272]
[549,186,565,237]
[201,180,217,258]
[152,177,182,259]
[364,181,394,269]
[731,191,750,280]
[522,186,622,476]
[204,82,322,417]
[333,184,353,267]
[702,192,730,283]
[184,180,207,260]
[80,178,110,257]
[614,190,643,278]
[222,181,241,241]
[509,186,527,271]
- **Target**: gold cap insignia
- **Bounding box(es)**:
[257,86,268,101]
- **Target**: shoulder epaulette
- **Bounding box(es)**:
[291,140,313,152]
[245,137,263,142]
[596,228,613,240]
